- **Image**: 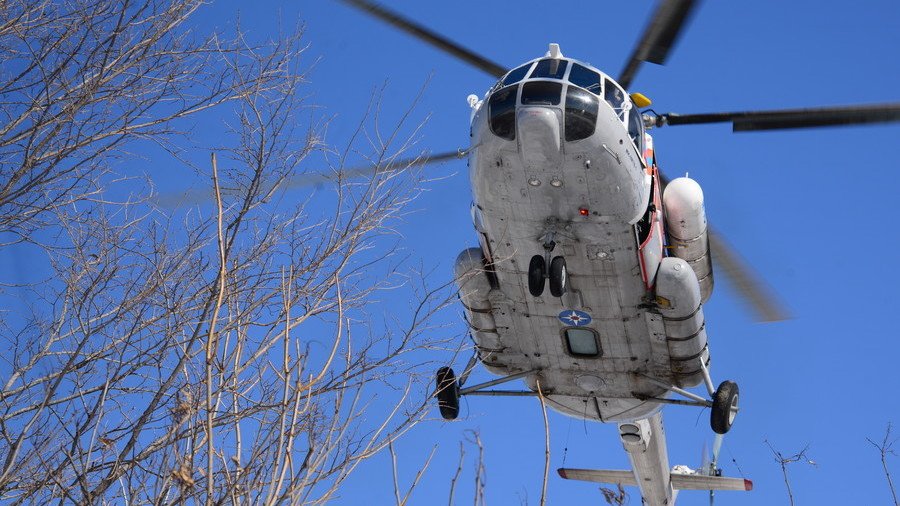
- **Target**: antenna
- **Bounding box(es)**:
[547,43,563,58]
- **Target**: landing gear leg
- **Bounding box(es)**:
[637,372,741,434]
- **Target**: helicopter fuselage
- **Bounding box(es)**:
[455,51,712,423]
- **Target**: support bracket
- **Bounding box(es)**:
[459,369,538,396]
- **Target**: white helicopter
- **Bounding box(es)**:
[336,1,900,504]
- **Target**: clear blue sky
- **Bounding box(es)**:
[199,1,900,504]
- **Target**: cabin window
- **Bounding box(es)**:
[568,63,602,94]
[565,86,599,142]
[563,327,601,357]
[522,81,562,106]
[489,84,518,140]
[529,58,568,80]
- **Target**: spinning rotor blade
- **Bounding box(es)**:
[711,433,723,469]
[709,433,724,506]
[700,441,711,475]
[338,0,507,78]
[708,230,789,322]
[618,0,700,90]
[658,103,900,131]
[283,149,465,189]
[156,150,464,207]
[659,172,789,322]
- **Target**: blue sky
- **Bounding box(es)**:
[198,1,900,504]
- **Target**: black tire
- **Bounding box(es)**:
[711,380,739,434]
[549,256,567,297]
[528,255,546,297]
[435,366,459,420]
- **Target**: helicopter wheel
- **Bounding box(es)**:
[528,255,546,296]
[549,256,567,297]
[435,366,460,420]
[711,380,739,434]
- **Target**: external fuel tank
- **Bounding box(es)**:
[453,248,505,374]
[662,177,713,302]
[655,257,709,388]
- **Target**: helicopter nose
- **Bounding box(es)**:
[516,107,562,172]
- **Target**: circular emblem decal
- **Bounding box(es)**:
[558,309,592,326]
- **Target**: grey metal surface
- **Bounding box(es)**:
[456,57,685,423]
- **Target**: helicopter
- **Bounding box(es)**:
[333,0,900,504]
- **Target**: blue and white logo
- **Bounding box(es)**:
[558,309,592,327]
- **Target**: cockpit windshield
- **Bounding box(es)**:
[521,81,562,106]
[501,64,531,87]
[485,58,641,149]
[568,63,602,94]
[489,84,518,141]
[529,58,568,80]
[565,86,598,142]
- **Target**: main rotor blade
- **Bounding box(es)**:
[659,103,900,131]
[659,171,789,322]
[708,230,789,322]
[156,150,464,208]
[338,0,507,78]
[618,0,699,90]
[283,149,464,189]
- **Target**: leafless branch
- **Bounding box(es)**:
[447,440,466,506]
[536,379,550,506]
[765,440,816,506]
[867,423,899,506]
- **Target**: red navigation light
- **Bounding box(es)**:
[579,208,589,216]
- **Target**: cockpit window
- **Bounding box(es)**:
[522,81,562,106]
[568,63,602,94]
[565,86,598,142]
[502,64,532,87]
[489,84,518,141]
[628,106,644,154]
[604,78,625,116]
[529,58,568,80]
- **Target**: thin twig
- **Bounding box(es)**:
[536,379,550,506]
[765,440,815,506]
[447,441,465,506]
[867,423,899,506]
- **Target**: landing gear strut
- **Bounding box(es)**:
[638,371,741,435]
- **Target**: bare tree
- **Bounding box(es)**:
[0,0,272,242]
[0,1,456,503]
[867,423,899,506]
[765,440,816,506]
